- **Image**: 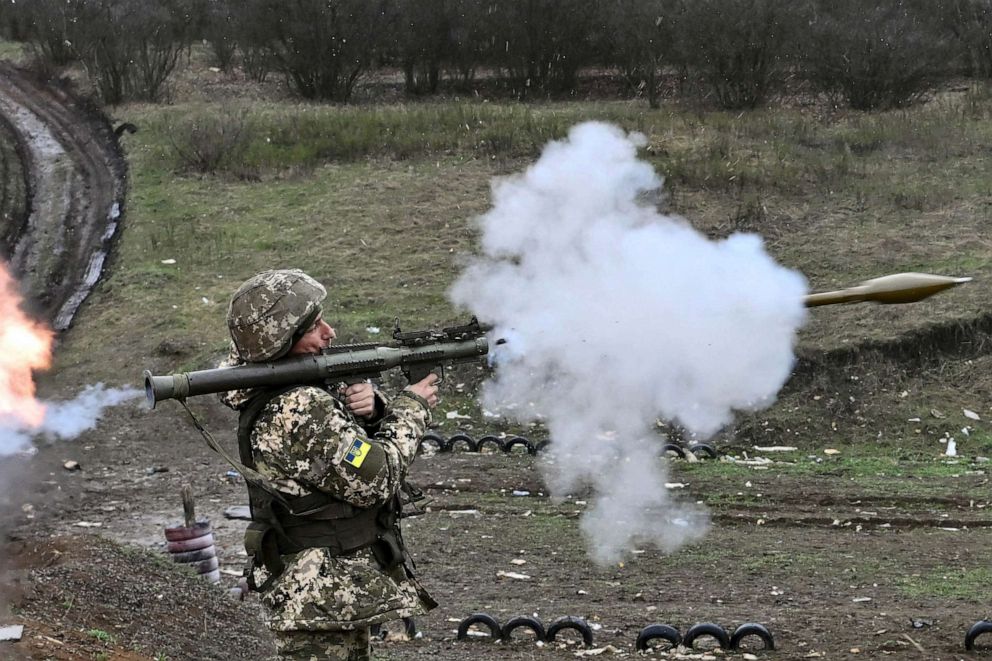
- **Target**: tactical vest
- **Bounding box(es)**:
[238,386,406,591]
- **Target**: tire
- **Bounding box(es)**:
[730,623,775,650]
[477,436,505,453]
[535,440,552,453]
[504,436,536,455]
[164,521,212,541]
[418,431,447,454]
[683,622,730,650]
[457,613,501,641]
[688,443,718,459]
[166,533,215,553]
[190,556,220,574]
[168,547,216,563]
[501,615,545,642]
[662,444,687,459]
[447,433,478,453]
[372,617,417,640]
[545,616,593,647]
[636,624,682,651]
[199,568,221,583]
[966,620,992,651]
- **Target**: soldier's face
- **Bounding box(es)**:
[288,317,336,355]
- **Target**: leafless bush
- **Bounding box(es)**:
[603,0,678,108]
[240,0,386,101]
[802,0,954,110]
[168,108,250,175]
[675,0,803,110]
[489,0,603,95]
[944,0,992,77]
[202,0,238,72]
[18,0,196,103]
[390,0,450,95]
[10,0,77,67]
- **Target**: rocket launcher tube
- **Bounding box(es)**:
[144,336,488,408]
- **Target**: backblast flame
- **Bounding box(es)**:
[0,261,53,428]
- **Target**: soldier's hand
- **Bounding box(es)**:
[344,382,377,418]
[406,373,440,409]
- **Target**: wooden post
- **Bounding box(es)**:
[181,484,196,528]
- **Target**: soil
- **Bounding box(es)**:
[1,65,991,661]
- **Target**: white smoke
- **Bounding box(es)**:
[0,384,141,456]
[451,122,808,564]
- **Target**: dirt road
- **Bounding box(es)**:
[0,63,127,330]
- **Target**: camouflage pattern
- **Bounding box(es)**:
[227,269,326,362]
[219,359,434,632]
[273,628,370,661]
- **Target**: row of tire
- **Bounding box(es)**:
[418,433,549,455]
[418,432,719,460]
[453,616,992,652]
[454,614,773,651]
[377,616,992,651]
[456,613,595,646]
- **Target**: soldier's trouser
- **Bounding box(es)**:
[272,628,371,661]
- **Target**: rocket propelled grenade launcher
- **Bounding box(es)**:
[804,272,972,308]
[144,318,489,408]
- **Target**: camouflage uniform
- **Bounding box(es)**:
[219,270,435,661]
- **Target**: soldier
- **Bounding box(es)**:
[218,269,439,661]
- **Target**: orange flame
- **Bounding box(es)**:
[0,261,53,428]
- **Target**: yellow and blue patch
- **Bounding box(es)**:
[344,438,369,469]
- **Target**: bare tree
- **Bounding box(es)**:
[603,0,677,108]
[803,0,953,110]
[18,0,194,103]
[242,0,386,101]
[200,0,238,72]
[12,0,77,67]
[391,0,452,95]
[676,0,802,110]
[489,0,602,95]
[944,0,992,77]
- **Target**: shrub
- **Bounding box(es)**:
[10,0,76,67]
[675,0,805,110]
[168,108,251,175]
[603,0,676,108]
[802,0,955,110]
[489,0,603,95]
[240,0,386,101]
[944,0,992,78]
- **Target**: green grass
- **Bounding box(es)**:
[678,453,985,480]
[898,567,992,599]
[0,40,25,62]
[86,628,115,644]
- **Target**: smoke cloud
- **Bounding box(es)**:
[0,384,141,456]
[451,122,808,563]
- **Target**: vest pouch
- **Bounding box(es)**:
[371,530,403,571]
[244,520,285,586]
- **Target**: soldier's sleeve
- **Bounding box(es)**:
[252,386,430,508]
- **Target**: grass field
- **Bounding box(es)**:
[41,66,990,444]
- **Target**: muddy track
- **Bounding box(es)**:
[0,63,127,330]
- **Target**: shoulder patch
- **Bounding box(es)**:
[343,438,370,468]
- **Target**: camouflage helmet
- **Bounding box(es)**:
[227,269,326,362]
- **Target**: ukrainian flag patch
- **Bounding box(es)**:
[344,438,369,469]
